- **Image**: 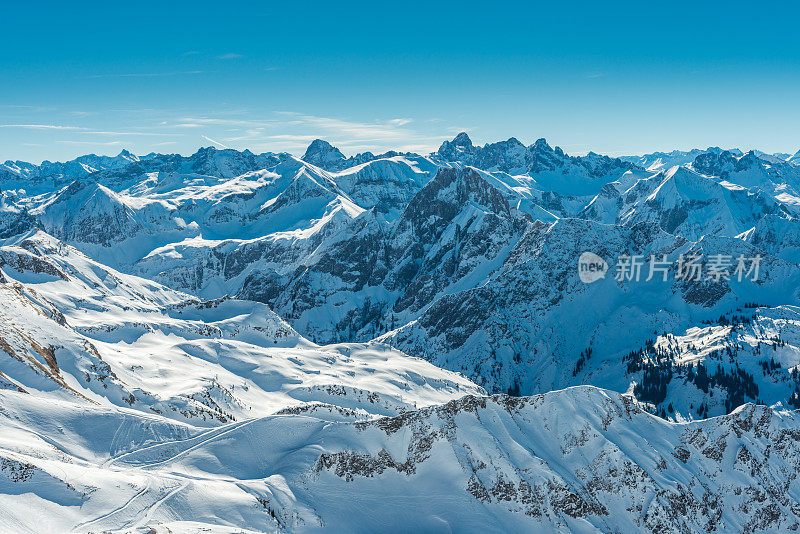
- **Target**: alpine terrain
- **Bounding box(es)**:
[1,134,800,532]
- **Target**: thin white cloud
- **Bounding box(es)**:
[201,135,231,149]
[80,130,176,137]
[222,128,269,142]
[0,124,88,131]
[57,140,122,146]
[177,117,276,127]
[217,53,243,60]
[445,126,475,134]
[182,111,452,155]
[4,111,450,159]
[85,71,207,79]
[0,105,54,112]
[0,124,177,137]
[266,134,322,142]
[275,112,405,140]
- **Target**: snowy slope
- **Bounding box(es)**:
[1,386,799,532]
[582,165,795,240]
[0,230,483,425]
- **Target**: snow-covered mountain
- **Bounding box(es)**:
[582,165,796,240]
[621,146,800,172]
[435,133,640,196]
[2,149,142,181]
[620,147,739,172]
[4,383,800,532]
[1,135,800,532]
[0,230,482,420]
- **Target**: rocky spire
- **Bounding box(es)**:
[302,139,347,170]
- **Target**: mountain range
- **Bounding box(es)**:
[1,134,799,532]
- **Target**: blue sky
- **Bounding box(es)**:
[2,1,799,163]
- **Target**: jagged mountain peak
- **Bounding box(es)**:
[116,148,138,160]
[191,145,219,156]
[435,134,632,186]
[531,137,552,151]
[451,131,473,148]
[437,132,478,161]
[302,139,347,168]
[691,148,800,191]
[299,139,388,172]
[487,137,525,149]
[529,137,568,158]
[407,166,512,217]
[189,145,248,160]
